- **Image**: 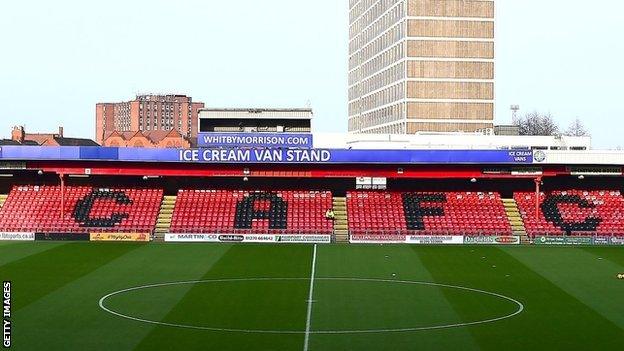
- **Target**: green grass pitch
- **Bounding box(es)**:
[1,242,623,350]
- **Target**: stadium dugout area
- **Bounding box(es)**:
[0,121,623,245]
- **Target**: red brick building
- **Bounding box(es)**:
[1,126,98,146]
[101,129,191,148]
[95,94,204,146]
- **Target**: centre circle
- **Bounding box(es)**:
[99,278,524,334]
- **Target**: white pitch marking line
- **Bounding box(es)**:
[303,244,317,351]
[98,277,525,335]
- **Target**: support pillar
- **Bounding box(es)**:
[60,173,65,219]
[534,177,542,219]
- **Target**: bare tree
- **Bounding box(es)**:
[565,118,590,137]
[512,111,560,136]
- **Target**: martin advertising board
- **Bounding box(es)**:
[165,233,330,244]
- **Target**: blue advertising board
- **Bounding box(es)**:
[0,146,534,165]
[198,133,313,148]
[178,148,532,164]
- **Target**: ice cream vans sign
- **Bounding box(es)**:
[508,150,533,163]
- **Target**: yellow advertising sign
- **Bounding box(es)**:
[89,233,150,242]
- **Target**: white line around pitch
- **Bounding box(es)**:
[99,277,525,334]
[303,244,317,351]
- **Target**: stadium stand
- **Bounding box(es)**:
[347,191,512,236]
[4,182,623,241]
[169,190,334,234]
[515,190,624,237]
[0,185,162,233]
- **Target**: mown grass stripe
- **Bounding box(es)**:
[303,244,317,351]
[503,246,624,330]
[416,246,624,351]
[0,242,143,311]
[12,243,233,351]
[311,245,480,351]
[580,246,624,268]
[0,241,66,267]
[134,244,313,351]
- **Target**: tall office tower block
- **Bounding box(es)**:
[348,0,495,134]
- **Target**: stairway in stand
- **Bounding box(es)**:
[502,198,530,244]
[332,197,349,243]
[153,195,176,242]
[0,194,7,210]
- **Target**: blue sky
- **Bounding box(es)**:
[0,0,622,148]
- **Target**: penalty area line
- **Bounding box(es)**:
[303,244,317,351]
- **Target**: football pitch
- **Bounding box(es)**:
[1,242,623,350]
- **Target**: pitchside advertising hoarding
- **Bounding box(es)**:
[34,233,90,241]
[348,235,406,244]
[464,236,521,245]
[89,233,150,242]
[535,236,624,246]
[165,233,332,244]
[0,146,534,164]
[349,235,521,245]
[406,235,465,245]
[198,133,313,149]
[0,232,35,241]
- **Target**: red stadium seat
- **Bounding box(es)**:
[169,190,334,235]
[514,190,624,237]
[346,191,512,236]
[0,185,163,234]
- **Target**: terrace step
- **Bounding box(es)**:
[502,198,529,244]
[0,194,7,211]
[153,195,177,241]
[332,197,349,243]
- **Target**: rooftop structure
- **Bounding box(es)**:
[199,107,313,133]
